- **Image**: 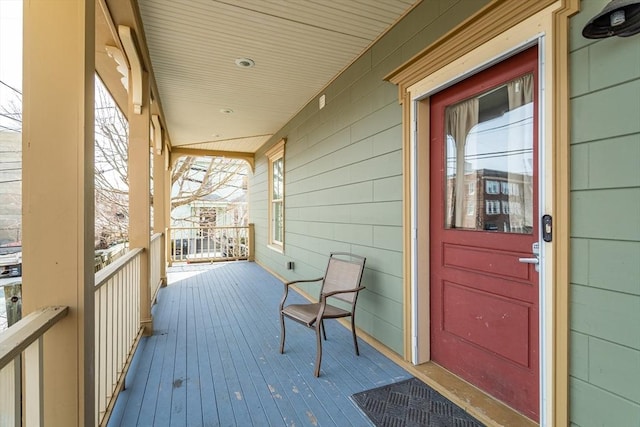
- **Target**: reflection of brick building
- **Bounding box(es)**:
[447,169,533,233]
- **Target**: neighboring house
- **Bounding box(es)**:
[171,192,248,261]
[451,169,534,233]
[13,0,640,425]
[172,192,247,229]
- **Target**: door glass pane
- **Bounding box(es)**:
[445,73,534,234]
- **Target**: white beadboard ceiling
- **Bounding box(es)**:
[137,0,419,153]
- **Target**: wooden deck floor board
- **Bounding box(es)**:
[109,262,411,426]
[196,273,236,426]
[224,265,377,426]
[222,264,358,426]
[199,271,251,427]
[155,281,185,426]
[191,282,224,426]
[184,285,205,426]
[224,268,309,427]
[215,268,332,427]
[207,272,280,426]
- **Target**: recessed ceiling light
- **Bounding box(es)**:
[235,58,255,68]
[220,108,234,114]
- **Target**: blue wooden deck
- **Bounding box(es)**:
[108,261,411,427]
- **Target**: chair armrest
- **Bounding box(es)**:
[314,287,365,324]
[284,277,323,287]
[279,277,324,311]
[321,286,365,298]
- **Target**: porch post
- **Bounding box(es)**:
[128,68,152,335]
[153,132,167,286]
[22,1,95,425]
[165,157,173,267]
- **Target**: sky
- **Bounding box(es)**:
[0,0,22,131]
[0,0,21,89]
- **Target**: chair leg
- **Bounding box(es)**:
[321,320,327,340]
[314,323,323,377]
[279,313,286,354]
[351,316,360,356]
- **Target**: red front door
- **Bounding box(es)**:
[429,46,539,420]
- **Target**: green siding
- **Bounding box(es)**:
[570,379,640,427]
[570,331,589,380]
[571,285,640,350]
[569,1,640,425]
[572,81,640,143]
[249,0,490,354]
[572,188,640,240]
[589,337,640,403]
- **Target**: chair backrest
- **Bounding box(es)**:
[321,252,366,304]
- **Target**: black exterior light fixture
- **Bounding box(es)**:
[582,0,640,38]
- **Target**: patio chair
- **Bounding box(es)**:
[279,252,366,377]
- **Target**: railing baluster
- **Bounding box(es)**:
[24,337,43,427]
[150,233,162,303]
[0,356,21,427]
[0,307,68,426]
[94,247,146,426]
[167,225,253,263]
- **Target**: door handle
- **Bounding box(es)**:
[519,242,540,272]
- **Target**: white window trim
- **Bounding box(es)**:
[265,139,285,252]
[486,180,500,194]
[486,200,500,215]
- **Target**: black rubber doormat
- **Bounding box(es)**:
[351,378,485,427]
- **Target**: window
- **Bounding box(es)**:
[501,181,521,195]
[486,200,500,215]
[467,182,476,195]
[510,202,522,215]
[266,139,285,251]
[486,180,500,194]
[444,73,534,234]
[199,207,218,228]
[466,201,475,216]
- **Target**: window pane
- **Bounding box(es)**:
[272,158,283,200]
[273,200,283,243]
[444,73,534,234]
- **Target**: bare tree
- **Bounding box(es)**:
[94,78,130,247]
[0,81,22,133]
[171,156,247,209]
[1,78,249,247]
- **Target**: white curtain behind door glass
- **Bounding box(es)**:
[507,74,534,232]
[445,98,479,228]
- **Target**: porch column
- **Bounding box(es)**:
[152,133,167,286]
[128,69,152,335]
[165,157,173,267]
[22,1,95,425]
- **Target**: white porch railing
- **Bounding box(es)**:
[0,235,165,426]
[95,248,143,426]
[0,306,69,426]
[169,225,253,264]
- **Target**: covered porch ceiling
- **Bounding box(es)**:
[96,0,420,155]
